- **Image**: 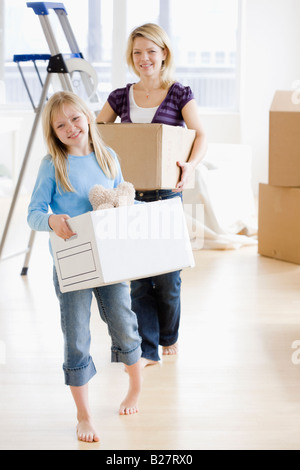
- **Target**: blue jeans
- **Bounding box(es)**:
[131,190,182,361]
[53,268,141,386]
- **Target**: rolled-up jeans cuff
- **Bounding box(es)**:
[111,343,142,366]
[63,356,97,387]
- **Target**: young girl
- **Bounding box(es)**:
[28,91,142,443]
[97,24,207,367]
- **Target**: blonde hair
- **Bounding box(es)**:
[42,91,118,192]
[126,23,175,89]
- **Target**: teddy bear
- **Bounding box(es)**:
[89,181,136,211]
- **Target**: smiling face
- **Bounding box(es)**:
[132,36,167,80]
[52,103,91,156]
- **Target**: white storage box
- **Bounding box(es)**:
[50,198,195,293]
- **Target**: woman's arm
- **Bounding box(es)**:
[96,101,118,123]
[175,99,207,191]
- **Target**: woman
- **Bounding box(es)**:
[97,23,207,367]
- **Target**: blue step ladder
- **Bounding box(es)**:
[0,2,101,273]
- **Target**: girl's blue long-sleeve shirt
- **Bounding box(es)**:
[27,150,123,232]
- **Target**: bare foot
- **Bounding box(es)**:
[76,419,100,443]
[140,357,159,369]
[125,358,158,372]
[120,361,142,415]
[119,394,139,415]
[162,342,178,355]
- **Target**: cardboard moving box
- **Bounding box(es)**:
[50,198,195,293]
[269,90,300,187]
[98,123,196,190]
[258,183,300,264]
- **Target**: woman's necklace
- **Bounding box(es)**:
[139,83,161,99]
[144,87,153,99]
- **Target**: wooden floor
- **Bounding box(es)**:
[1,207,300,450]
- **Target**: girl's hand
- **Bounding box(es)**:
[48,214,77,240]
[174,161,195,192]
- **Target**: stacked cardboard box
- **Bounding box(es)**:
[258,90,300,264]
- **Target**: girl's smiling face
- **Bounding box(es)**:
[132,36,167,79]
[52,103,91,156]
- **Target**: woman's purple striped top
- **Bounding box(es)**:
[107,82,194,127]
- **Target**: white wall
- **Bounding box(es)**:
[0,0,5,102]
[199,0,300,195]
[0,110,46,193]
[240,0,300,194]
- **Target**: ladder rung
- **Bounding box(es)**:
[27,2,67,16]
[62,53,82,60]
[13,53,81,63]
[13,54,51,63]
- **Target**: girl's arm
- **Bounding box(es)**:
[27,159,56,232]
[96,101,117,123]
[27,157,75,239]
[175,99,207,191]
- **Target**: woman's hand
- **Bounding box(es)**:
[174,161,195,192]
[48,214,77,240]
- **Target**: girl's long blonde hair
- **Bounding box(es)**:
[42,91,118,192]
[126,23,175,89]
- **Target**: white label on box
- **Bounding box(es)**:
[51,213,104,290]
[56,242,97,280]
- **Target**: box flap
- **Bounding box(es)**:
[270,90,300,112]
[161,125,196,188]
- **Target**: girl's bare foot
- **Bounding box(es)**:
[70,385,100,443]
[120,360,142,415]
[162,342,178,355]
[76,419,100,443]
[140,357,159,369]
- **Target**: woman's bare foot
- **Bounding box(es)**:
[162,342,178,355]
[120,360,142,415]
[140,357,159,369]
[119,394,139,415]
[76,419,100,443]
